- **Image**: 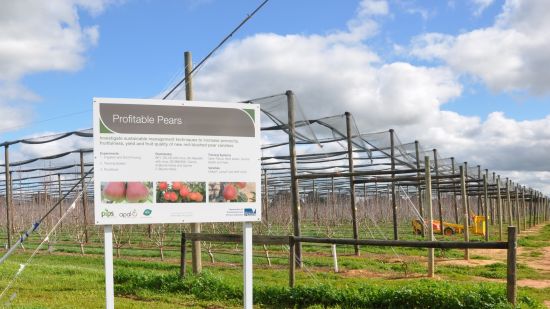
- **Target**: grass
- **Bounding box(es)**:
[0,222,548,308]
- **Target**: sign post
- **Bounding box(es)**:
[104,225,114,309]
[93,98,261,308]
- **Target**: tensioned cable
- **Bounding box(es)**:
[162,0,270,99]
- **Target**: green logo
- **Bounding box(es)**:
[143,209,152,216]
[101,209,114,218]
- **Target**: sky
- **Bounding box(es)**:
[0,0,549,193]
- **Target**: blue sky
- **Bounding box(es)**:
[1,0,550,192]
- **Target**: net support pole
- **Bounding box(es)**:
[521,187,527,230]
[286,90,302,268]
[506,178,512,226]
[506,226,517,306]
[263,170,269,224]
[414,141,424,237]
[79,150,89,243]
[452,157,459,224]
[3,145,11,249]
[515,184,520,233]
[345,112,359,255]
[389,129,398,240]
[497,176,503,240]
[483,175,489,241]
[184,51,202,274]
[460,165,470,260]
[58,173,62,229]
[424,156,434,277]
[477,165,482,215]
[433,149,443,235]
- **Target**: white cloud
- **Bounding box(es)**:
[411,0,550,94]
[0,0,113,134]
[166,0,550,194]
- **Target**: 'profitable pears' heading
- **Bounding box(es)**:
[112,114,183,125]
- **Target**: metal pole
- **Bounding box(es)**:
[104,225,114,309]
[287,90,302,268]
[184,51,202,274]
[4,145,11,248]
[243,222,253,309]
[389,129,398,240]
[433,149,443,235]
[424,156,434,277]
[345,112,359,255]
[460,165,470,260]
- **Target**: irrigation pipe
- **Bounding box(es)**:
[0,168,94,265]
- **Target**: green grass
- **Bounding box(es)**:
[0,222,548,308]
[518,224,550,248]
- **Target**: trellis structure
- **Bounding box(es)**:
[1,91,548,260]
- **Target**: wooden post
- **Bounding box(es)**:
[497,176,503,240]
[483,175,489,241]
[451,157,459,224]
[507,226,517,305]
[345,112,359,255]
[460,165,470,260]
[490,172,496,225]
[515,184,520,233]
[4,145,12,248]
[289,236,295,287]
[486,169,493,226]
[389,129,398,240]
[521,187,527,230]
[506,178,512,226]
[263,170,269,224]
[464,162,470,225]
[184,51,202,274]
[414,141,424,237]
[331,177,335,217]
[58,173,62,229]
[424,156,434,277]
[477,165,482,215]
[287,90,302,268]
[433,149,443,235]
[180,233,187,277]
[79,150,89,243]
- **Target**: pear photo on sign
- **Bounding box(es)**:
[101,182,153,203]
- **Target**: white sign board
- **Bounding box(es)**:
[93,98,262,225]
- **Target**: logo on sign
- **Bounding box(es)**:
[101,209,114,218]
[243,208,256,216]
[143,209,152,216]
[119,210,138,218]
